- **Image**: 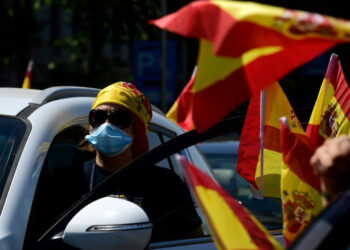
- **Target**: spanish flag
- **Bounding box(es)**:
[150,0,350,132]
[280,118,322,245]
[237,82,305,198]
[166,67,197,131]
[22,60,33,89]
[176,154,283,250]
[307,53,350,148]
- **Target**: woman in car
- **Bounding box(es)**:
[82,81,203,241]
[38,82,203,245]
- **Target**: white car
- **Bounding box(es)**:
[0,86,283,249]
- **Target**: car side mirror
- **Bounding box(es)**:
[62,196,152,250]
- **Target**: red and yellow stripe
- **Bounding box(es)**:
[22,60,33,89]
[307,54,350,148]
[150,1,350,132]
[280,119,322,245]
[166,68,196,131]
[177,155,283,250]
[237,82,305,198]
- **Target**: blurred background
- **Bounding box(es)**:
[1,0,350,119]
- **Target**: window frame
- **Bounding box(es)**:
[24,124,90,248]
[148,124,177,171]
[0,115,31,214]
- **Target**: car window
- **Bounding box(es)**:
[162,134,187,180]
[148,130,163,150]
[147,125,177,171]
[147,127,206,242]
[24,125,89,249]
[0,117,27,205]
[146,149,213,243]
[150,138,282,245]
[147,130,170,170]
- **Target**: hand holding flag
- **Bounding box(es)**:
[311,134,350,206]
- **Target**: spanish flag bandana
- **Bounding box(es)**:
[92,82,152,156]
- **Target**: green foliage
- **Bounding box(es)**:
[0,0,178,88]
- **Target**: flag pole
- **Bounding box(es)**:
[160,0,167,112]
[22,59,34,89]
[251,89,266,200]
[250,89,266,200]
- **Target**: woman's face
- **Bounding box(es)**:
[89,103,135,139]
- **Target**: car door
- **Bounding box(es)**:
[145,125,214,249]
[33,116,282,249]
[24,120,186,249]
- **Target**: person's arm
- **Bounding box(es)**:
[310,135,350,206]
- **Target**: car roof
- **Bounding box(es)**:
[0,88,41,116]
[0,86,165,117]
[0,86,99,116]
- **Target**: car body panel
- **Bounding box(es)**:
[0,88,41,116]
[148,237,215,249]
[0,97,94,249]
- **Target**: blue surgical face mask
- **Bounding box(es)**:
[85,123,132,157]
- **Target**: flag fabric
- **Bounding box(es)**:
[307,53,350,148]
[176,154,283,250]
[150,0,350,132]
[22,60,33,89]
[237,82,305,198]
[280,117,322,245]
[166,67,197,131]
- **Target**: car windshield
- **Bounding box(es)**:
[0,116,27,198]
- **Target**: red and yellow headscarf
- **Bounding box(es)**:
[92,82,152,156]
